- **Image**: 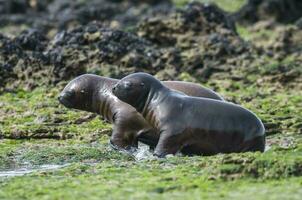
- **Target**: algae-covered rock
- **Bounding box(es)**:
[233,0,302,24]
[0,0,173,31]
[0,29,85,90]
[0,34,22,89]
[14,29,48,51]
[46,23,163,79]
[138,2,237,46]
[1,1,301,91]
[138,2,253,79]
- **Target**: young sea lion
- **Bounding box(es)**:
[112,72,265,157]
[58,74,224,150]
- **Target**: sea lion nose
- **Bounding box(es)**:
[58,91,73,102]
[58,93,64,102]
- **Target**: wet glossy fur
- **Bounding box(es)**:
[112,73,265,157]
[58,74,224,150]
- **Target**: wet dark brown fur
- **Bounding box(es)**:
[112,72,265,157]
[58,74,224,150]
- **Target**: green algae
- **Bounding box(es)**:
[0,140,23,170]
[0,139,126,168]
[0,158,301,200]
[173,0,245,12]
[0,57,301,199]
[0,1,301,199]
[0,87,111,139]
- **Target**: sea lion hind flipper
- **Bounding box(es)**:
[239,136,266,152]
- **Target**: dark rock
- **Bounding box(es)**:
[46,23,162,79]
[296,17,302,29]
[233,0,302,24]
[0,2,255,90]
[14,29,48,51]
[138,2,237,46]
[137,2,251,77]
[0,0,30,14]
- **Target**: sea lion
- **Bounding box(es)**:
[58,74,224,150]
[58,74,223,148]
[112,72,265,157]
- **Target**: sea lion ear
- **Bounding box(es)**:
[140,82,145,87]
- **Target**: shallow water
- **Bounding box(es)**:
[131,142,179,161]
[133,142,156,161]
[264,144,272,152]
[1,141,269,178]
[0,143,153,178]
[0,164,69,178]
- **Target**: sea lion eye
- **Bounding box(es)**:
[140,83,145,87]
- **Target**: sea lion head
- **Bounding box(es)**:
[112,72,163,112]
[58,74,100,112]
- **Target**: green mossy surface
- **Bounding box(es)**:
[2,164,302,200]
[0,60,301,198]
[0,145,301,199]
[173,0,245,12]
[0,87,111,139]
[1,0,302,199]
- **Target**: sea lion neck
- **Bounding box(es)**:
[150,86,170,105]
[92,77,118,122]
[94,76,118,93]
[141,86,169,117]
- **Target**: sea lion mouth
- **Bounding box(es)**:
[112,84,125,100]
[58,95,73,108]
[58,90,75,108]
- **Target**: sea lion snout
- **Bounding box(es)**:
[112,83,124,96]
[58,91,75,108]
[113,81,132,92]
[112,80,138,105]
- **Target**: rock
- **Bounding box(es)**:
[0,0,30,14]
[233,0,302,24]
[138,2,251,77]
[0,0,174,32]
[2,1,300,91]
[138,2,237,46]
[296,17,302,29]
[15,29,48,51]
[0,2,255,90]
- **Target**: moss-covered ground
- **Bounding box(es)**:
[1,0,302,199]
[173,0,245,12]
[1,59,301,199]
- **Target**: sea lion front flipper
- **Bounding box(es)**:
[110,124,138,149]
[153,131,184,158]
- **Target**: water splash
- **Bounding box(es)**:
[0,164,69,178]
[264,144,271,152]
[133,142,156,161]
